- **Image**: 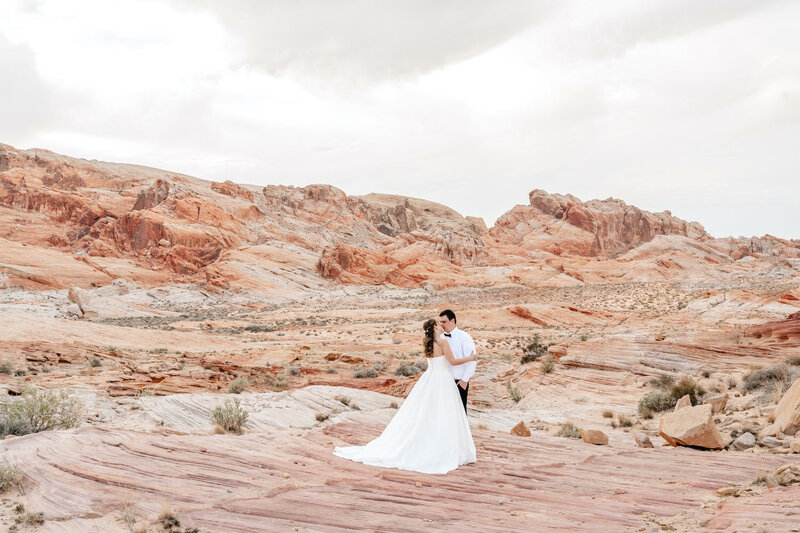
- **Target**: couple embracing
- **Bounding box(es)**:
[334,310,478,474]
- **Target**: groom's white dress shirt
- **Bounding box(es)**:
[442,327,477,382]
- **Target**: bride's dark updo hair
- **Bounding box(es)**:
[422,319,436,358]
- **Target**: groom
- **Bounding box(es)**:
[439,309,477,413]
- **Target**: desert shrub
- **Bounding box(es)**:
[0,463,23,493]
[90,358,102,368]
[355,368,378,379]
[743,364,792,392]
[0,386,82,438]
[506,382,522,403]
[390,401,398,409]
[637,376,705,417]
[287,366,300,376]
[557,422,581,439]
[14,510,44,526]
[649,374,675,390]
[728,376,738,390]
[395,364,421,377]
[14,369,26,376]
[580,333,589,342]
[264,373,288,392]
[315,412,329,422]
[670,376,706,406]
[638,391,675,417]
[0,362,13,374]
[541,356,555,374]
[521,335,550,364]
[210,398,248,434]
[372,361,386,372]
[326,367,337,374]
[244,325,273,333]
[414,359,428,371]
[602,409,614,419]
[786,356,800,367]
[158,509,198,533]
[228,377,249,394]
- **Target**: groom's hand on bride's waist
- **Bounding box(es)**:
[457,380,468,389]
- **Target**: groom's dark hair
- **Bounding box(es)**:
[439,309,456,323]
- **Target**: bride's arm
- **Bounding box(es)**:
[439,339,477,366]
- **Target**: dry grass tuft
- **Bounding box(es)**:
[506,382,522,403]
[210,397,248,434]
[557,422,581,439]
[0,462,23,493]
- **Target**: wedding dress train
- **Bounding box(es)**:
[333,355,476,474]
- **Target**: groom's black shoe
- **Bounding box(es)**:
[455,379,469,413]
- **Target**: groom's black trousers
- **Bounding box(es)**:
[455,379,469,413]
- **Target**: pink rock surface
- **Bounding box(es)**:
[2,423,799,532]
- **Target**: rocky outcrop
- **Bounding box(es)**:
[746,312,800,346]
[211,180,254,201]
[717,235,800,260]
[487,189,710,258]
[132,178,170,210]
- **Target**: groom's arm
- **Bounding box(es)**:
[460,335,477,382]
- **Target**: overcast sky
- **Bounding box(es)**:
[1,0,798,239]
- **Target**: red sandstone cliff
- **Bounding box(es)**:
[1,143,797,291]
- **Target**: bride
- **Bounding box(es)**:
[333,318,477,474]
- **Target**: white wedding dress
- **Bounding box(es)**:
[334,355,476,474]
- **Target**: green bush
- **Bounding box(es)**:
[0,362,13,375]
[670,376,706,406]
[0,386,82,438]
[638,391,675,417]
[637,376,706,417]
[210,398,248,434]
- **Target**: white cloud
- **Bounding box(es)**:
[0,32,55,141]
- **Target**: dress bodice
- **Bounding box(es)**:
[426,355,450,372]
